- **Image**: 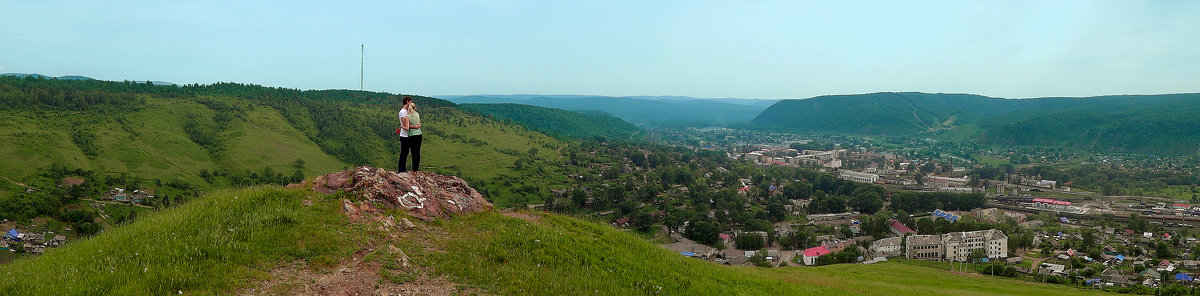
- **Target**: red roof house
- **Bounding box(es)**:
[889,219,917,236]
[802,246,832,265]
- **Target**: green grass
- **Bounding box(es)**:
[0,186,366,295]
[405,211,1108,295]
[0,94,564,200]
[415,108,558,180]
[0,185,1112,295]
[976,156,1012,167]
[1134,185,1199,201]
[937,123,985,141]
[219,105,346,176]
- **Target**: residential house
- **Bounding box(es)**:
[24,233,45,244]
[666,240,715,259]
[1181,260,1200,269]
[1140,269,1162,281]
[1039,263,1066,277]
[802,246,832,266]
[49,235,65,247]
[1102,268,1133,287]
[821,240,854,254]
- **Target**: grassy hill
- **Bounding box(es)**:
[0,76,572,237]
[750,92,1200,155]
[446,95,770,127]
[0,76,562,193]
[0,185,1107,295]
[458,103,642,141]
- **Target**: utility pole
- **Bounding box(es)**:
[360,44,364,91]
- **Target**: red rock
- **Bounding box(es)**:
[306,167,492,221]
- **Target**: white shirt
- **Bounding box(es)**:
[397,109,409,137]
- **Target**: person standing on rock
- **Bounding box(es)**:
[397,96,423,172]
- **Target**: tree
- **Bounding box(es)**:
[686,220,720,245]
[77,221,101,236]
[781,182,812,200]
[735,233,765,250]
[631,209,654,230]
[766,203,788,222]
[969,248,988,262]
[570,189,588,207]
[744,219,772,232]
[748,249,771,267]
[813,195,847,214]
[9,241,25,254]
[848,191,883,214]
[1128,213,1148,232]
[915,218,935,234]
[1155,242,1174,259]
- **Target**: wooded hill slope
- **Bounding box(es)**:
[0,76,563,199]
[750,92,1200,155]
[458,103,641,141]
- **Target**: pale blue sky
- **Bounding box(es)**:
[3,1,1198,99]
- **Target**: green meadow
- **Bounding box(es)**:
[0,185,1110,295]
[0,186,366,295]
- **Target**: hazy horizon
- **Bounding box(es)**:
[4,1,1200,100]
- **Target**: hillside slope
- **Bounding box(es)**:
[0,76,562,195]
[0,183,1106,296]
[750,92,1007,135]
[458,103,641,141]
[751,92,1200,155]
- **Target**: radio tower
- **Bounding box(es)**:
[360,44,364,91]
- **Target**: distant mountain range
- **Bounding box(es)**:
[750,92,1200,155]
[1,73,175,86]
[442,94,778,127]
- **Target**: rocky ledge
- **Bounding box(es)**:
[302,166,492,221]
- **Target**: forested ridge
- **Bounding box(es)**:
[458,103,641,141]
[750,92,1200,155]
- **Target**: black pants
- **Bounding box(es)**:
[398,134,422,172]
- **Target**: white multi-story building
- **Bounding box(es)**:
[905,235,944,260]
[869,237,903,258]
[839,170,879,183]
[905,229,1008,262]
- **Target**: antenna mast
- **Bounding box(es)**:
[360,44,364,91]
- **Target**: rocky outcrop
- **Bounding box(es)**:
[307,167,492,221]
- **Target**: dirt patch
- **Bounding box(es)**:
[239,248,470,296]
[501,211,541,223]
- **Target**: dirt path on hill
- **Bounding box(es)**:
[427,155,516,170]
[82,197,153,209]
[2,176,28,188]
[239,247,468,296]
[501,211,542,223]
